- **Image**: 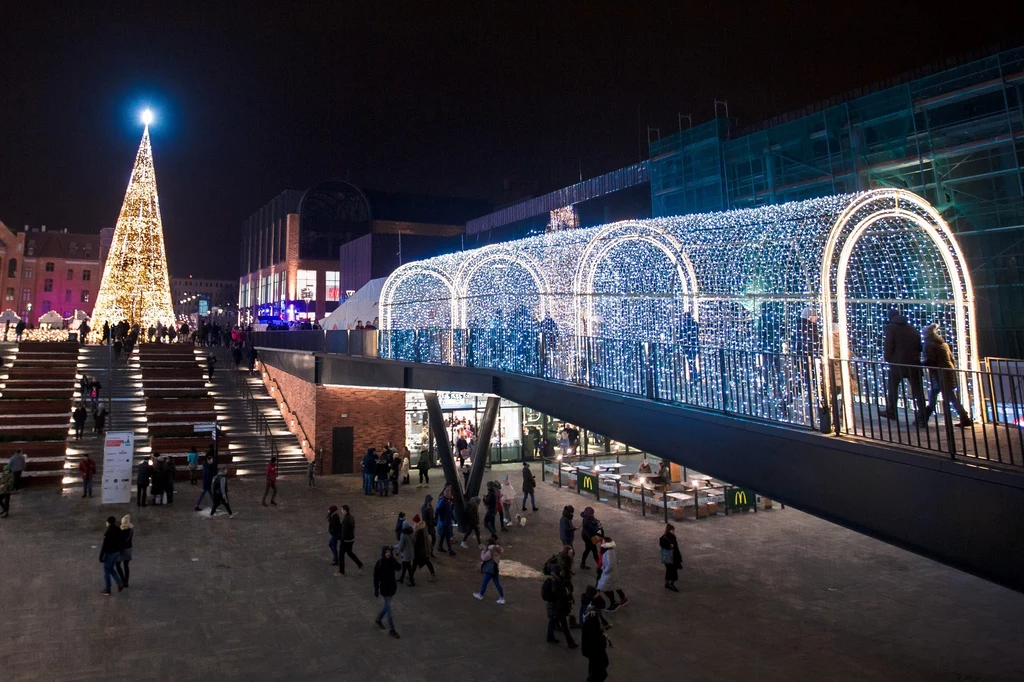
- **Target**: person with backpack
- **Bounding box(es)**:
[210,469,234,517]
[521,462,538,511]
[373,546,402,639]
[581,592,611,682]
[327,505,343,566]
[579,507,603,570]
[596,538,628,611]
[543,557,577,649]
[660,524,683,592]
[436,489,455,556]
[98,516,124,595]
[421,494,437,558]
[337,505,364,576]
[472,536,505,604]
[115,515,134,588]
[412,514,436,581]
[460,497,482,549]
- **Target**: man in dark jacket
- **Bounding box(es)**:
[919,323,973,427]
[580,507,602,570]
[521,462,538,511]
[338,504,364,575]
[327,505,342,565]
[559,505,577,551]
[880,310,925,420]
[195,454,216,510]
[375,453,390,496]
[136,458,151,507]
[73,404,87,440]
[373,546,402,639]
[416,450,431,485]
[544,571,578,649]
[99,516,124,595]
[361,448,376,495]
[436,489,455,555]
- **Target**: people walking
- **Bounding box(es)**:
[472,536,506,604]
[206,354,217,381]
[581,593,610,682]
[136,457,152,507]
[880,309,926,421]
[94,407,108,436]
[164,457,176,504]
[421,494,437,558]
[73,404,87,440]
[460,497,482,549]
[412,514,436,580]
[521,462,538,511]
[327,505,342,566]
[394,511,407,542]
[501,474,515,526]
[580,507,603,570]
[79,453,97,498]
[416,449,430,486]
[543,556,578,648]
[8,449,26,491]
[187,447,199,485]
[596,538,628,610]
[195,454,215,510]
[210,469,234,517]
[337,505,364,575]
[375,451,390,496]
[919,323,974,427]
[560,505,578,552]
[395,519,416,586]
[99,516,124,595]
[115,515,134,588]
[262,456,278,506]
[436,489,455,555]
[0,464,13,517]
[660,524,683,592]
[373,546,402,639]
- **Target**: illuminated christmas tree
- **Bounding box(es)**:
[90,111,175,337]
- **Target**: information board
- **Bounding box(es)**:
[102,431,134,505]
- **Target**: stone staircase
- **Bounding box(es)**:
[207,346,308,476]
[64,343,150,487]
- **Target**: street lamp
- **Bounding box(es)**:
[300,286,313,321]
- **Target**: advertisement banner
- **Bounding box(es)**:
[102,431,134,505]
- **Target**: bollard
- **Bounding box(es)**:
[616,479,621,509]
[640,485,646,517]
[663,490,669,524]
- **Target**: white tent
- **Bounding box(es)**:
[38,310,65,328]
[0,309,21,324]
[73,310,90,320]
[320,278,385,330]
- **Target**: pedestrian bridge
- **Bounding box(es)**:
[253,190,1024,592]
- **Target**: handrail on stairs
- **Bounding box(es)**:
[257,365,312,461]
[227,362,278,459]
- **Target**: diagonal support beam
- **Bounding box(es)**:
[465,396,500,501]
[423,391,467,515]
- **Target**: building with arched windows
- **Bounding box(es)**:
[237,180,488,324]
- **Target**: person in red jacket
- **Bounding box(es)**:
[262,456,278,506]
[79,453,97,498]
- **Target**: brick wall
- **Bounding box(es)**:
[262,363,405,475]
[315,386,405,474]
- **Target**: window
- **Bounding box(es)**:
[82,270,91,281]
[68,241,77,257]
[297,269,317,301]
[326,271,340,302]
[22,288,31,302]
[67,268,74,280]
[80,290,89,303]
[4,288,13,301]
[41,301,51,313]
[45,262,54,272]
[26,241,35,256]
[24,266,33,279]
[65,290,72,302]
[43,278,53,292]
[6,258,15,278]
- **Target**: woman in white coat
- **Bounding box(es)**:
[500,474,516,526]
[595,537,629,611]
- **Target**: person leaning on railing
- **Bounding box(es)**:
[918,324,973,428]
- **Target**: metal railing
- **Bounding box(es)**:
[226,362,278,459]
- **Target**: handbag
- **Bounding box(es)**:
[661,548,673,564]
[481,559,497,575]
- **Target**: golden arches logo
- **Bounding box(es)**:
[581,474,595,491]
[733,490,748,506]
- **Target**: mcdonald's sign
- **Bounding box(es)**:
[728,487,756,511]
[579,471,599,497]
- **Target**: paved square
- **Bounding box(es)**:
[1,466,1022,681]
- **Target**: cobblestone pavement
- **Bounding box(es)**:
[1,466,1022,681]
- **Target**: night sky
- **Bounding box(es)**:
[2,2,1021,277]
